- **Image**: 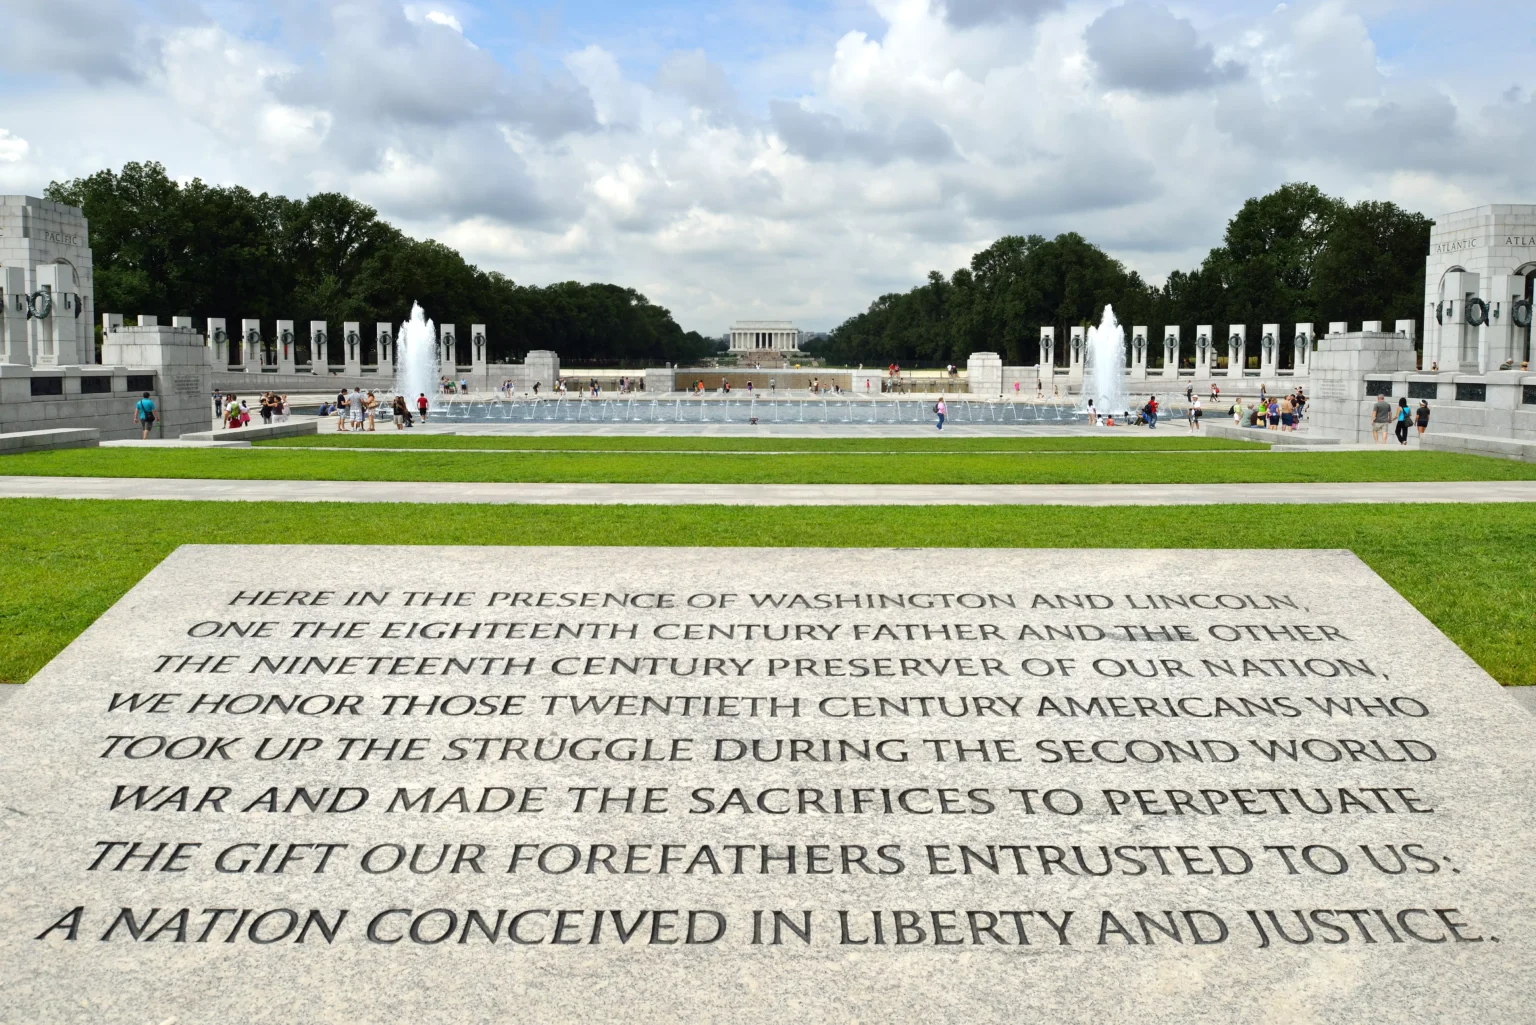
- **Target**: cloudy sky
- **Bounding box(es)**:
[0,0,1529,333]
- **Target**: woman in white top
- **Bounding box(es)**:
[1188,396,1202,431]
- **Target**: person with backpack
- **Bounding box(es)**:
[935,395,947,430]
[1144,395,1158,429]
[134,392,156,440]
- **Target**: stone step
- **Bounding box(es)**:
[1420,432,1536,462]
[180,419,317,442]
[0,427,99,453]
[1201,422,1338,445]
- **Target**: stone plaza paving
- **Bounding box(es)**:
[3,475,1534,505]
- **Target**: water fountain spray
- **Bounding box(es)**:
[396,302,437,411]
[1083,304,1129,418]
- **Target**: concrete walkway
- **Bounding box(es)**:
[3,476,1535,506]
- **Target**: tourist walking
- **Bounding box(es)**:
[392,395,407,429]
[134,392,156,440]
[349,388,365,431]
[1415,399,1431,438]
[365,390,378,431]
[1087,399,1097,426]
[1231,397,1243,425]
[259,393,274,425]
[279,394,290,422]
[212,389,224,421]
[935,395,947,430]
[1144,395,1158,429]
[238,399,250,426]
[335,388,350,431]
[1281,395,1295,432]
[1395,397,1411,446]
[1187,396,1202,432]
[1267,397,1280,430]
[1371,394,1392,443]
[417,393,429,422]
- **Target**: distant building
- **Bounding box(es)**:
[728,320,802,358]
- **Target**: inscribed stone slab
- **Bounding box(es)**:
[0,545,1533,1024]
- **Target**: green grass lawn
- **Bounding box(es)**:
[2,446,1533,484]
[1,499,1529,686]
[259,433,1262,453]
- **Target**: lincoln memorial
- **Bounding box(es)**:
[729,319,802,364]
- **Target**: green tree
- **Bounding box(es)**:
[46,161,709,364]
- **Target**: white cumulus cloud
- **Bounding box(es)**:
[0,0,1525,335]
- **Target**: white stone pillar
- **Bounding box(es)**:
[1162,326,1180,376]
[1479,277,1519,370]
[1068,328,1085,381]
[35,264,86,365]
[1328,321,1349,337]
[1129,325,1148,380]
[1194,325,1212,380]
[1293,323,1313,373]
[99,312,124,369]
[343,321,362,377]
[276,320,297,374]
[1395,319,1418,370]
[967,351,1003,397]
[309,321,328,375]
[29,267,60,365]
[56,282,87,364]
[73,293,95,363]
[376,322,394,378]
[440,324,455,379]
[207,318,228,368]
[1,267,29,365]
[1362,320,1383,333]
[1432,277,1470,370]
[471,323,487,386]
[1226,325,1246,378]
[1259,323,1279,378]
[241,320,262,370]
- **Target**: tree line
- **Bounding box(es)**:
[807,183,1431,368]
[47,162,713,365]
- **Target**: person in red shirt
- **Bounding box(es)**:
[416,393,429,422]
[1145,395,1159,429]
